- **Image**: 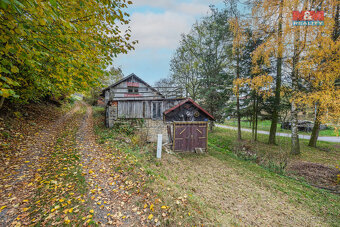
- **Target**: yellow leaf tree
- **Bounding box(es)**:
[0,0,136,108]
[296,0,340,147]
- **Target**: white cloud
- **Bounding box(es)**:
[133,0,176,9]
[133,0,213,16]
[114,0,223,81]
[177,3,210,16]
[133,0,220,12]
[126,1,216,50]
[129,11,193,49]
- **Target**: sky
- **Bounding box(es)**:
[113,0,224,85]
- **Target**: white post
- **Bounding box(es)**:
[157,134,162,159]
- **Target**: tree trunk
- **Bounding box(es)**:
[291,100,300,155]
[268,0,283,145]
[236,50,242,140]
[308,4,338,147]
[0,96,4,109]
[307,4,340,147]
[252,92,256,141]
[332,4,339,41]
[209,120,214,132]
[308,106,321,147]
[291,25,301,155]
[255,96,259,141]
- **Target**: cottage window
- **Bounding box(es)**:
[128,86,139,94]
[152,102,162,119]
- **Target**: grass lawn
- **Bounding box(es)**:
[92,106,340,226]
[210,127,340,168]
[224,119,339,137]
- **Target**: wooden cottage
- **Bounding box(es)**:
[102,74,214,150]
[102,73,183,142]
[163,99,214,152]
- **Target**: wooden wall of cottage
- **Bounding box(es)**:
[105,99,182,142]
[103,75,184,142]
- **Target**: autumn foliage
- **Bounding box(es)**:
[0,0,135,104]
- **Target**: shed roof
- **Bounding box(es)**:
[163,98,215,120]
[101,73,164,98]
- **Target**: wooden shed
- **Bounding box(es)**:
[163,99,214,152]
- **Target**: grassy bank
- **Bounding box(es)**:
[210,127,339,167]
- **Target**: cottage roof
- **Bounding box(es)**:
[101,73,164,98]
[163,98,215,120]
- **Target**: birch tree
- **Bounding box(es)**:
[251,0,287,145]
[296,0,340,147]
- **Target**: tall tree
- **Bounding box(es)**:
[251,0,288,145]
[0,0,135,108]
[154,77,179,98]
[236,28,272,141]
[169,7,233,124]
[193,8,233,124]
[227,0,248,140]
[170,43,201,100]
[106,66,124,86]
[296,0,340,147]
[268,0,284,145]
[290,25,301,155]
[308,1,339,147]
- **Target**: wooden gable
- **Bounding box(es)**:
[163,99,214,122]
[102,73,164,102]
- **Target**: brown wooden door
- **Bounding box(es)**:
[173,122,207,152]
[173,123,188,151]
[191,123,207,149]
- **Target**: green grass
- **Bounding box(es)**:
[223,119,339,136]
[207,142,340,226]
[210,126,340,167]
[208,128,340,226]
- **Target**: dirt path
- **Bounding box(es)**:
[0,103,80,226]
[75,105,146,226]
[1,102,152,226]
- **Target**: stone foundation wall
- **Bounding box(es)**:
[140,119,169,143]
[106,116,170,143]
